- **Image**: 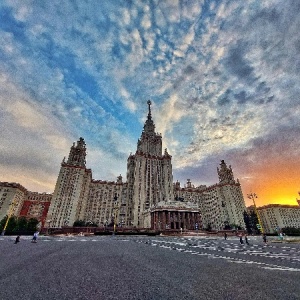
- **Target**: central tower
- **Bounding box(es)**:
[137,100,162,156]
[126,101,173,227]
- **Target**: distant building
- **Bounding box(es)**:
[1,102,248,231]
[45,101,247,230]
[19,191,52,227]
[0,182,52,226]
[0,182,26,220]
[257,204,300,233]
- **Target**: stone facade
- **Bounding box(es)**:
[0,182,26,220]
[46,137,92,228]
[172,161,246,230]
[257,204,300,233]
[45,102,247,230]
[0,182,52,226]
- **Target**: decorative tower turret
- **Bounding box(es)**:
[67,137,87,167]
[217,160,235,184]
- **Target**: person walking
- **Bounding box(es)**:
[239,234,244,245]
[31,231,39,243]
[224,232,228,240]
[244,234,249,245]
[263,233,268,245]
[14,235,20,244]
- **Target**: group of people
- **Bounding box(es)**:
[14,231,39,244]
[224,231,270,246]
[224,232,249,245]
[238,233,250,245]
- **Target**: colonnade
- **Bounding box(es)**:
[151,210,201,230]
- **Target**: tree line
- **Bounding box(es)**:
[0,216,39,235]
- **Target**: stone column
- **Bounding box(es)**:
[162,211,166,229]
[186,212,190,230]
[158,211,162,230]
[151,212,154,229]
[191,213,195,229]
[153,211,157,229]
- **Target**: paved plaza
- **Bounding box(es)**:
[0,235,299,300]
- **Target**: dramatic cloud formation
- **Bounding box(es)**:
[1,0,299,206]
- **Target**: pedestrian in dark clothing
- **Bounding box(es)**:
[14,236,20,244]
[224,232,227,240]
[239,234,244,245]
[263,234,267,244]
[245,234,249,245]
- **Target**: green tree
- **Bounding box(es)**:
[0,216,7,231]
[86,221,98,227]
[243,211,252,233]
[16,217,28,232]
[206,223,212,231]
[6,216,18,232]
[282,227,300,236]
[73,220,86,227]
[249,211,261,234]
[27,218,39,232]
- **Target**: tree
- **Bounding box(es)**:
[73,220,86,227]
[243,211,252,234]
[282,227,300,236]
[249,210,261,234]
[0,216,7,232]
[206,223,212,231]
[0,216,39,234]
[86,221,98,227]
[5,216,18,233]
[16,217,28,232]
[27,218,39,232]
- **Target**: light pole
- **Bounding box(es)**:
[1,199,18,236]
[112,194,118,235]
[247,193,264,234]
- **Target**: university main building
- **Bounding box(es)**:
[1,101,248,231]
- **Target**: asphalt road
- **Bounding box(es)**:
[0,235,299,300]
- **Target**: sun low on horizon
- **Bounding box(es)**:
[241,162,299,207]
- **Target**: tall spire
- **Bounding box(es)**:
[147,100,152,119]
[136,101,162,156]
[143,100,155,134]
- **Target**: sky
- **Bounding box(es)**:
[0,0,299,207]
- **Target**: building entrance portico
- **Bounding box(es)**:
[150,202,201,230]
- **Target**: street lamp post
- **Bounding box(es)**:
[112,194,119,235]
[1,199,18,236]
[247,193,264,234]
